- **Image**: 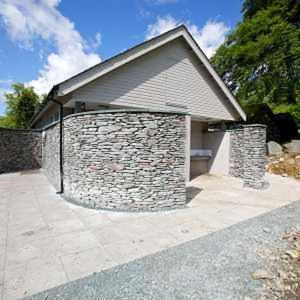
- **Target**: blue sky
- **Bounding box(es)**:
[0,0,243,115]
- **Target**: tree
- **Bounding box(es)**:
[0,83,41,129]
[211,0,300,123]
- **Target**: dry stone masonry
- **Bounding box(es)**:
[0,110,267,207]
[63,110,187,211]
[229,124,266,189]
[42,123,61,191]
[229,128,244,178]
[0,128,42,174]
[243,125,267,188]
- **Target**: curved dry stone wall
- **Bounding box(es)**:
[63,110,187,211]
[229,124,266,189]
[42,123,61,191]
[0,128,42,174]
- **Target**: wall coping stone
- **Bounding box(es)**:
[42,120,60,131]
[0,127,41,132]
[243,124,267,128]
[63,108,189,120]
[226,128,244,132]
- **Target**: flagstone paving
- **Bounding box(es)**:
[0,170,300,299]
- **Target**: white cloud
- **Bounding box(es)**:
[0,80,12,104]
[147,0,178,4]
[0,90,6,104]
[188,21,230,58]
[146,15,179,40]
[0,87,11,104]
[0,0,101,95]
[146,16,230,58]
[89,32,102,50]
[0,79,13,84]
[0,101,6,115]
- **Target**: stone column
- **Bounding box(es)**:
[243,124,266,189]
[229,127,244,178]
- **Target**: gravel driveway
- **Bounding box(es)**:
[24,199,300,300]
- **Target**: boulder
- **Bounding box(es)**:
[251,269,272,280]
[267,141,282,155]
[283,140,300,153]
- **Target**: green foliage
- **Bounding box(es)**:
[271,103,300,126]
[1,83,41,129]
[0,115,15,128]
[211,0,300,114]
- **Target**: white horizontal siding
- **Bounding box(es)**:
[72,38,238,120]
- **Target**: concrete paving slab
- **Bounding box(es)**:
[4,256,67,300]
[1,170,300,298]
[91,224,133,246]
[102,240,148,265]
[6,224,50,249]
[24,199,300,300]
[53,230,100,256]
[60,247,117,281]
[6,236,57,268]
[79,213,113,228]
[48,219,85,235]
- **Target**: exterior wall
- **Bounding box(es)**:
[243,125,266,188]
[0,128,42,174]
[190,159,208,179]
[229,125,266,189]
[42,123,61,191]
[191,121,207,149]
[204,131,230,176]
[63,110,187,211]
[190,121,208,178]
[73,39,238,121]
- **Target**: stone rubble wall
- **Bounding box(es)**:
[63,110,187,211]
[42,122,61,191]
[0,128,42,174]
[229,129,244,178]
[243,125,267,188]
[229,124,266,188]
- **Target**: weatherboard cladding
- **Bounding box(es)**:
[72,39,238,121]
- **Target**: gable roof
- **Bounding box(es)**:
[29,25,246,127]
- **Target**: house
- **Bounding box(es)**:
[29,25,246,175]
[1,25,265,211]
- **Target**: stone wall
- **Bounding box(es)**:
[63,110,187,211]
[243,125,266,188]
[229,128,244,178]
[229,124,266,188]
[0,128,42,174]
[42,122,61,191]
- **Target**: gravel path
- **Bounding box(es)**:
[25,199,300,300]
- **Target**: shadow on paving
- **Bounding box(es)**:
[24,199,300,300]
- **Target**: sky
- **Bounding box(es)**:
[0,0,244,115]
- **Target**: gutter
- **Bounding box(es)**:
[27,85,64,194]
[28,85,59,128]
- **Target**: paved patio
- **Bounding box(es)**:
[0,170,300,300]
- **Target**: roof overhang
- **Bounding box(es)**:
[29,25,246,127]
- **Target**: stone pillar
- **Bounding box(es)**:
[229,128,244,178]
[243,124,266,189]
